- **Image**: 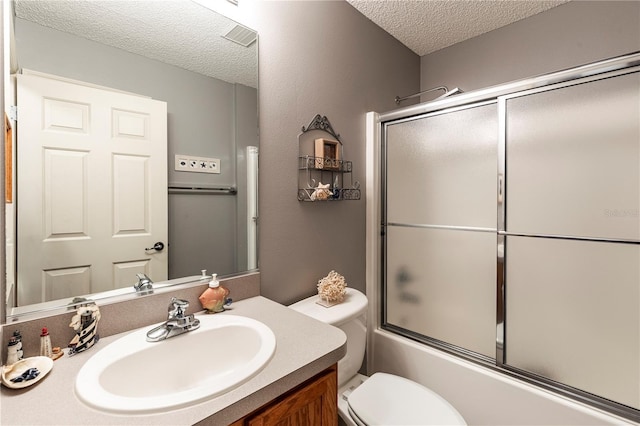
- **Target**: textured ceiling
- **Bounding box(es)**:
[14,0,258,88]
[14,0,570,88]
[347,0,569,56]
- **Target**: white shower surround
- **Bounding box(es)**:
[364,112,634,425]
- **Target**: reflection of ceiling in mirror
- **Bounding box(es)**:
[14,0,257,88]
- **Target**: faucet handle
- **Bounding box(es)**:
[134,273,154,294]
[168,297,189,318]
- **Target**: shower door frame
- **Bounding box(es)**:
[370,51,640,422]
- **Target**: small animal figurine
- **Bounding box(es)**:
[68,300,101,356]
[5,336,23,365]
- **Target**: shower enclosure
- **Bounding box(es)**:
[377,52,640,419]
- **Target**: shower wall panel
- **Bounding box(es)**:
[505,236,640,408]
[505,72,640,241]
[386,226,496,358]
[386,103,498,229]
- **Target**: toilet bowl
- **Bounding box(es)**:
[289,288,466,426]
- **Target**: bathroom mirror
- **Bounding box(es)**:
[4,0,259,319]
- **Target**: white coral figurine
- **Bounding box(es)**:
[317,270,347,304]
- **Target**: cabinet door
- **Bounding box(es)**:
[505,72,640,240]
[244,366,337,426]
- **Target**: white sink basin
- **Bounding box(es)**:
[75,314,276,414]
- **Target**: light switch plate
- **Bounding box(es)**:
[174,155,221,174]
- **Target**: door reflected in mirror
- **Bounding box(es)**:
[5,0,258,317]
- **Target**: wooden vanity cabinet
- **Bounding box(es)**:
[231,364,338,426]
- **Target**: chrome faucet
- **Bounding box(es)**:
[146,297,201,342]
[134,273,154,294]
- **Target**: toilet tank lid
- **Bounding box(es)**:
[348,373,467,426]
[289,288,368,326]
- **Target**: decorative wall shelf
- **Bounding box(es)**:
[298,115,360,202]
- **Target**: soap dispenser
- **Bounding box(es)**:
[199,274,231,313]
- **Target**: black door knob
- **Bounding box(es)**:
[145,242,165,252]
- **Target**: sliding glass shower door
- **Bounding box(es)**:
[503,71,640,409]
[381,61,640,416]
[384,102,498,359]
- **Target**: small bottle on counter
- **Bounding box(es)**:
[198,274,231,313]
[40,327,53,358]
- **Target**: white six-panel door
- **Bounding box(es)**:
[17,73,167,305]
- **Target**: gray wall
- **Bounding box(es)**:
[252,1,420,305]
[420,1,640,94]
[14,18,257,278]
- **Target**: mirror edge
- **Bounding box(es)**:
[5,269,258,324]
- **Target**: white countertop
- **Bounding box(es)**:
[0,296,347,425]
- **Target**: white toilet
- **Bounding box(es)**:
[290,288,466,426]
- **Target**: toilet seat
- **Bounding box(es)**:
[347,373,466,425]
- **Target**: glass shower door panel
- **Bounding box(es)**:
[386,103,497,229]
[386,226,496,358]
[505,236,640,409]
[506,72,640,241]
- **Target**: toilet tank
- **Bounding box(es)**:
[289,288,368,387]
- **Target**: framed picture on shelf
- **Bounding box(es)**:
[314,138,340,170]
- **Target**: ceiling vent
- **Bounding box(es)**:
[223,24,257,47]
